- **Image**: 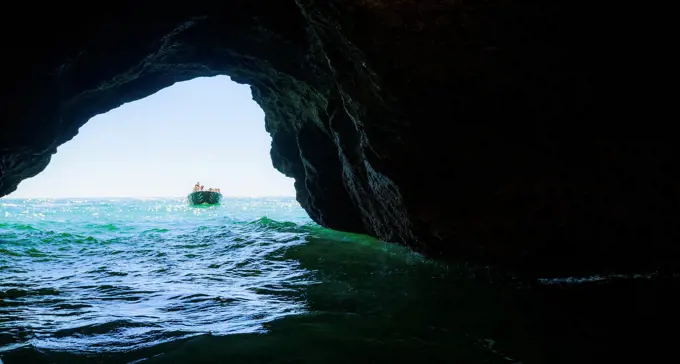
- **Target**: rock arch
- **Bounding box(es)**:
[1,1,675,276]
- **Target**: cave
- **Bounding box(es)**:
[1,1,676,277]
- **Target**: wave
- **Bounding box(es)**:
[0,287,60,299]
[2,216,316,237]
[0,222,40,231]
[244,216,315,233]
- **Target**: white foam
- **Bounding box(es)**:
[537,272,680,285]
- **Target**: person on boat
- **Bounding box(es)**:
[193,182,201,192]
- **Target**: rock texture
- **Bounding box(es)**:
[1,1,675,276]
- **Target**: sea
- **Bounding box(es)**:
[0,197,677,364]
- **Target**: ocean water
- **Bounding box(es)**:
[1,198,677,364]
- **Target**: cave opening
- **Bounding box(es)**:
[6,76,295,200]
[0,77,333,357]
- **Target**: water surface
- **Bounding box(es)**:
[1,198,676,363]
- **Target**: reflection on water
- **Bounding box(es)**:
[1,198,678,363]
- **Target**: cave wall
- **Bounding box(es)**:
[1,1,675,277]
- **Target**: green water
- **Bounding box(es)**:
[0,198,677,363]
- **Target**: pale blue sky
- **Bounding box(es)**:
[8,76,296,198]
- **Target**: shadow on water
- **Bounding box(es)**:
[2,229,679,364]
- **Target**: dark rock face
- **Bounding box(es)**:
[0,1,674,276]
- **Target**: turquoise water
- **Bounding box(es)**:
[1,198,677,363]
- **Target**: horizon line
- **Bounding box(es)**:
[2,195,297,199]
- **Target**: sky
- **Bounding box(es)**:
[7,76,296,198]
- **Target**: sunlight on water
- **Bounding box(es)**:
[1,198,316,352]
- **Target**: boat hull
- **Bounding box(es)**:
[187,191,222,205]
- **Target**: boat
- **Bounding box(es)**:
[187,190,222,205]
